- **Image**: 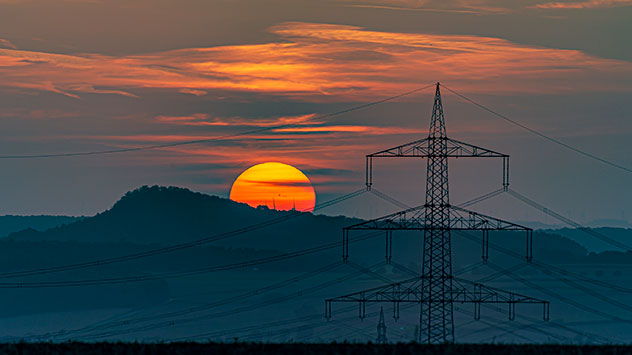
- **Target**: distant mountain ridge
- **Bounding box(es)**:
[542,227,632,253]
[0,215,81,238]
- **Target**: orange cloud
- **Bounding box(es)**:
[179,88,208,96]
[0,38,17,49]
[273,125,424,134]
[0,22,630,100]
[533,0,632,8]
[155,114,321,127]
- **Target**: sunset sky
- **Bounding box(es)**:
[0,0,630,224]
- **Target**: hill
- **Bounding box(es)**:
[0,215,81,238]
[5,185,600,267]
[543,227,632,253]
[8,186,360,251]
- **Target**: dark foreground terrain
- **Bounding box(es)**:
[1,343,631,355]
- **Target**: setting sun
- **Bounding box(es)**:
[229,162,316,212]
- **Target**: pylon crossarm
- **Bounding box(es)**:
[326,276,422,303]
[327,277,546,305]
[367,137,430,157]
[343,205,533,262]
[326,276,550,321]
[343,205,427,230]
[443,138,507,158]
[367,137,508,159]
[449,206,531,231]
[343,205,531,231]
[452,277,548,304]
[365,137,511,189]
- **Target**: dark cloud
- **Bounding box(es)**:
[304,168,355,176]
[240,180,315,187]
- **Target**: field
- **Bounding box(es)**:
[1,343,631,355]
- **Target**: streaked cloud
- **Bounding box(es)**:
[155,114,322,127]
[0,22,630,102]
[0,38,16,49]
[273,125,423,134]
[178,88,207,96]
[342,4,482,14]
[340,0,632,12]
[339,0,511,14]
[532,0,632,9]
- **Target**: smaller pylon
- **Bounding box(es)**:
[376,307,388,344]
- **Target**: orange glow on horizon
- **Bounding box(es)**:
[229,162,316,212]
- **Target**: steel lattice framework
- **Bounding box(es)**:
[376,307,388,344]
[326,83,549,344]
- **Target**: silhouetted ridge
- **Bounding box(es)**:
[113,185,238,212]
[7,185,616,265]
[8,185,358,249]
[0,215,81,238]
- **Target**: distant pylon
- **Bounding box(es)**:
[326,83,550,344]
[376,307,388,344]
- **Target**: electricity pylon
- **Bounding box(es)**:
[376,307,388,344]
[325,83,549,344]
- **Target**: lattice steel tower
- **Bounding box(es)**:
[326,83,549,344]
[376,307,388,344]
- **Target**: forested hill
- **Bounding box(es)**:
[5,185,632,266]
[7,185,360,251]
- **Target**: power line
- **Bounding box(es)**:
[369,188,411,210]
[75,259,483,341]
[369,186,506,211]
[452,229,632,342]
[530,262,632,314]
[453,306,535,343]
[486,261,631,325]
[441,84,632,175]
[478,263,618,344]
[29,260,345,341]
[469,305,578,344]
[0,188,366,280]
[181,296,421,343]
[79,261,389,340]
[363,179,632,341]
[507,188,632,252]
[0,85,436,159]
[453,229,632,296]
[0,229,383,289]
[475,262,528,284]
[467,299,609,344]
[243,310,387,343]
[193,302,394,343]
[532,261,632,295]
[457,188,505,209]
